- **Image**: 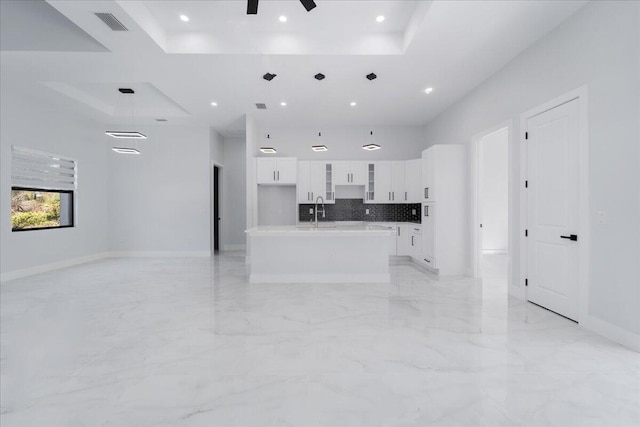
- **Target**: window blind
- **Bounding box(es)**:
[11,146,77,191]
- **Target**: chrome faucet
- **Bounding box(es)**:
[314,196,325,228]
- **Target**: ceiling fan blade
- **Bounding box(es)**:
[299,0,317,12]
[247,0,258,15]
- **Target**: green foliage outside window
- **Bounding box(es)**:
[11,190,61,230]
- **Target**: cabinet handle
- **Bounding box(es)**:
[332,191,334,200]
[277,171,280,181]
[274,171,276,181]
[411,236,414,246]
[397,227,400,236]
[405,192,407,201]
[424,259,431,263]
[424,205,429,217]
[389,192,391,201]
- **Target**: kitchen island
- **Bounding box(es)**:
[245,224,394,283]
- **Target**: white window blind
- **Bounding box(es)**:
[11,146,77,191]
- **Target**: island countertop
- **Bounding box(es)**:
[245,223,395,236]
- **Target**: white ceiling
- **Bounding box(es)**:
[0,0,589,135]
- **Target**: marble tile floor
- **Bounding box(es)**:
[1,252,638,426]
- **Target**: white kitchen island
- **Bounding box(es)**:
[245,224,394,283]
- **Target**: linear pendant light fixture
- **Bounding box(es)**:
[105,131,147,139]
[112,147,141,154]
[311,145,328,152]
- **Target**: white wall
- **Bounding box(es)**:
[257,186,297,226]
[252,125,425,160]
[222,137,246,250]
[0,90,109,277]
[422,1,640,342]
[480,128,508,253]
[108,125,211,254]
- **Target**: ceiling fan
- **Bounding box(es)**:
[247,0,317,15]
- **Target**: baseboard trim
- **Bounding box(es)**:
[1,251,213,283]
[250,273,390,284]
[482,249,508,255]
[508,285,526,301]
[108,251,211,258]
[221,244,246,251]
[581,314,640,352]
[1,252,110,283]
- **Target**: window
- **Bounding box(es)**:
[11,146,76,232]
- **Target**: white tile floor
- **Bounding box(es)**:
[1,253,638,426]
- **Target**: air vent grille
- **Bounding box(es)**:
[95,12,128,31]
[256,103,267,110]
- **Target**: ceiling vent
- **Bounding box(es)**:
[256,103,267,110]
[95,13,128,31]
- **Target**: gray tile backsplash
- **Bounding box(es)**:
[299,199,421,223]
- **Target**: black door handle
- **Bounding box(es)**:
[560,234,578,241]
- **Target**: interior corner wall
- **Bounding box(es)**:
[422,1,640,340]
[0,91,109,277]
[108,125,210,254]
[222,137,246,250]
[480,129,508,253]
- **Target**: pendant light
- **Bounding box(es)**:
[107,87,146,155]
[313,73,328,152]
[363,73,381,151]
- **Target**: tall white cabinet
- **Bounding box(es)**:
[420,145,466,275]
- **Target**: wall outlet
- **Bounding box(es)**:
[597,210,607,224]
[309,208,314,214]
[365,209,369,215]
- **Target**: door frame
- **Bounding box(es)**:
[211,161,223,254]
[471,121,511,279]
[519,85,590,322]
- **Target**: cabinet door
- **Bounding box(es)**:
[365,162,376,203]
[422,203,436,264]
[309,161,325,202]
[256,158,277,184]
[374,161,392,203]
[333,161,350,185]
[422,149,435,201]
[409,227,422,260]
[405,159,422,203]
[297,161,311,202]
[396,224,410,256]
[276,158,297,184]
[350,161,367,185]
[391,161,405,202]
[324,163,335,203]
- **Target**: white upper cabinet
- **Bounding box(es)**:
[391,161,406,202]
[405,159,422,203]
[257,157,297,184]
[374,161,392,203]
[422,148,435,200]
[334,161,366,185]
[297,161,334,203]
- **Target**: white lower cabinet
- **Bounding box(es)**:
[409,225,422,261]
[396,224,410,256]
[369,222,397,255]
[422,203,436,269]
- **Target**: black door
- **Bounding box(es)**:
[214,166,220,252]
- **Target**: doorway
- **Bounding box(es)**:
[473,124,510,289]
[213,165,220,252]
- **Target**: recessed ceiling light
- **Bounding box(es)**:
[362,144,381,151]
[312,145,328,152]
[211,102,218,106]
[260,147,277,154]
[280,102,287,107]
[105,131,147,139]
[180,14,189,22]
[112,147,141,155]
[424,87,434,94]
[376,15,385,23]
[279,15,287,22]
[350,101,357,107]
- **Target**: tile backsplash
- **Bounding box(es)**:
[299,199,421,223]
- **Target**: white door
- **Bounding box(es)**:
[375,161,393,203]
[256,158,277,183]
[298,161,311,202]
[391,161,405,202]
[333,161,350,185]
[275,158,297,184]
[527,98,580,321]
